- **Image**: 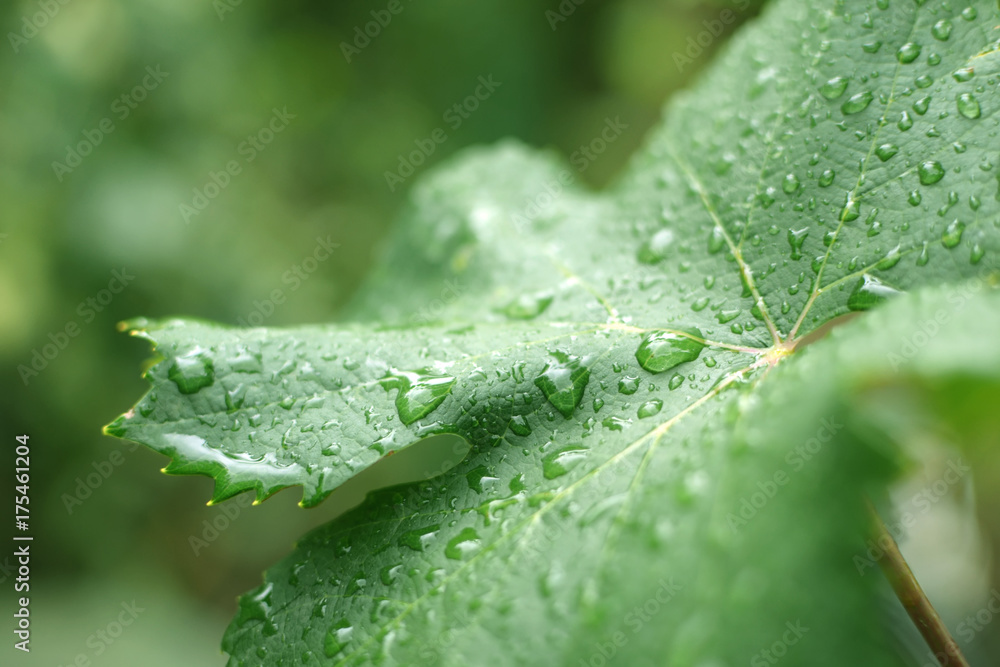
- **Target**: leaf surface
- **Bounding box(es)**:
[107,0,1000,663]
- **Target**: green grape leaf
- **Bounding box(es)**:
[107,0,1000,663]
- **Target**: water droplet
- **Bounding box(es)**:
[782,173,800,194]
[842,196,860,221]
[636,330,705,374]
[668,374,684,390]
[957,93,981,119]
[618,375,639,395]
[953,67,974,83]
[399,525,439,552]
[848,275,901,311]
[169,353,215,394]
[918,161,945,185]
[229,345,263,373]
[509,415,531,436]
[502,293,553,319]
[875,144,899,161]
[323,619,354,659]
[380,369,456,425]
[542,446,588,480]
[913,97,931,115]
[819,169,835,187]
[534,351,591,418]
[876,244,903,270]
[941,220,965,248]
[908,190,922,206]
[235,583,277,635]
[842,90,874,114]
[445,527,482,560]
[819,76,849,100]
[931,19,952,40]
[787,228,809,260]
[638,229,676,264]
[970,244,985,264]
[707,227,726,254]
[897,42,921,63]
[962,6,977,20]
[637,400,663,419]
[916,241,931,266]
[592,397,604,413]
[862,41,883,53]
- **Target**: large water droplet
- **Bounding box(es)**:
[542,446,588,479]
[707,227,726,254]
[847,275,901,311]
[502,293,553,319]
[782,173,801,194]
[841,90,874,114]
[618,375,639,395]
[896,42,921,63]
[534,351,591,418]
[819,76,849,99]
[637,400,663,419]
[445,527,482,560]
[636,330,706,374]
[787,228,809,260]
[931,19,953,40]
[819,169,835,187]
[917,161,945,185]
[323,619,354,659]
[956,93,981,119]
[169,353,215,394]
[875,144,899,161]
[638,229,676,264]
[941,220,965,248]
[235,583,278,635]
[380,369,456,425]
[399,525,440,552]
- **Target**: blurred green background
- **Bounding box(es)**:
[1,0,765,664]
[12,0,999,665]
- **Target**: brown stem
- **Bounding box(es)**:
[866,499,970,667]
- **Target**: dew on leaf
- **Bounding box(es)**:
[618,375,640,395]
[841,90,874,114]
[819,76,849,99]
[819,169,835,187]
[509,415,532,436]
[847,274,901,311]
[957,93,981,119]
[917,161,945,185]
[913,97,931,115]
[534,351,592,418]
[962,6,977,20]
[941,220,965,248]
[896,42,921,63]
[445,528,482,560]
[787,228,809,260]
[970,244,985,264]
[168,353,215,394]
[875,144,898,161]
[668,374,685,390]
[638,229,677,264]
[931,19,952,40]
[502,293,553,319]
[782,173,801,194]
[876,244,903,270]
[707,226,726,254]
[908,190,922,206]
[542,445,588,480]
[636,330,705,373]
[399,525,440,552]
[637,400,663,419]
[323,620,354,659]
[380,369,456,425]
[862,41,883,53]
